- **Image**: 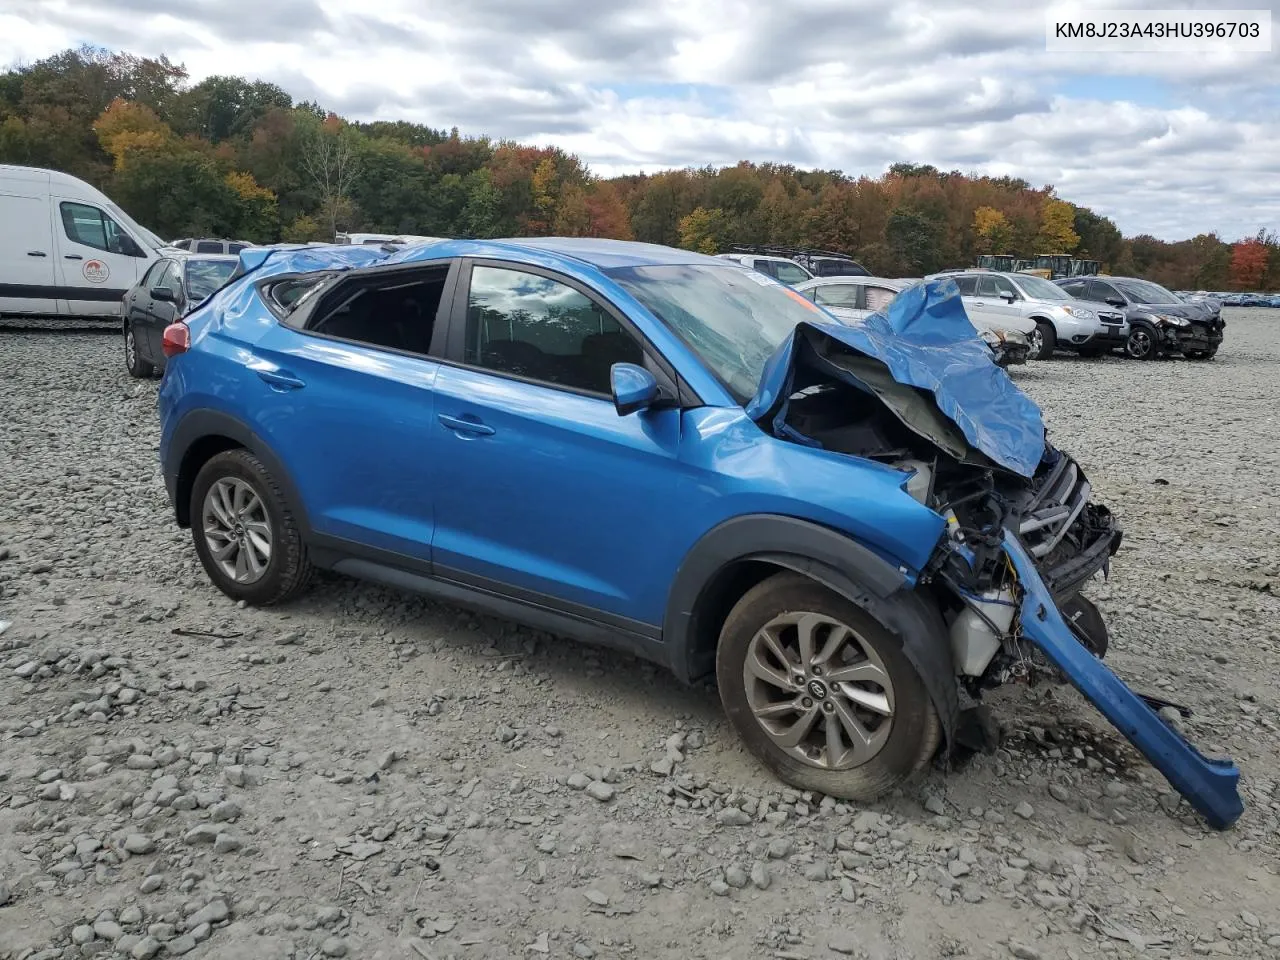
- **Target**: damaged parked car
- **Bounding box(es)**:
[156,239,1243,828]
[1057,276,1225,360]
[793,275,1033,366]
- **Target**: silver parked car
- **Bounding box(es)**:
[929,271,1128,360]
[792,275,1035,366]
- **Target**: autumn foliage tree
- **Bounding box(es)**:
[0,45,1269,288]
[1230,238,1269,290]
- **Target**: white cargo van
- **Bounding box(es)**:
[0,165,168,320]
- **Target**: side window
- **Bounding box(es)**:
[1088,280,1120,303]
[1059,280,1084,297]
[195,241,223,253]
[464,265,643,395]
[228,243,248,254]
[59,202,141,256]
[992,276,1018,298]
[813,284,863,309]
[975,276,1000,297]
[954,276,978,295]
[864,286,898,312]
[308,264,449,356]
[753,260,778,279]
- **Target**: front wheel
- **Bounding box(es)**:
[190,449,314,606]
[1125,325,1159,360]
[1028,321,1056,360]
[716,573,941,801]
[124,323,154,378]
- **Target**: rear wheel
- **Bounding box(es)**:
[716,573,940,801]
[124,323,154,378]
[190,449,314,606]
[1028,321,1056,360]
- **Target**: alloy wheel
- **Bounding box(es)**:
[201,477,273,584]
[742,611,895,770]
[1126,329,1154,359]
[125,328,137,368]
[1028,328,1043,356]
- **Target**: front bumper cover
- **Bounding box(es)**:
[1003,530,1243,830]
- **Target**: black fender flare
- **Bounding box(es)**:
[662,514,959,747]
[165,408,311,534]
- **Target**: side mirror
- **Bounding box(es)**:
[152,286,176,303]
[1106,297,1125,308]
[1001,292,1016,303]
[610,362,659,416]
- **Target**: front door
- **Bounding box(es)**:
[52,198,149,317]
[430,261,681,627]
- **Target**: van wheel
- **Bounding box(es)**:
[190,449,314,606]
[716,573,941,801]
[1028,321,1056,360]
[124,324,154,378]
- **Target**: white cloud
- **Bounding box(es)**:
[1,0,1277,240]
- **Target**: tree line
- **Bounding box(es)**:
[2,46,1276,290]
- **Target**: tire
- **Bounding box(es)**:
[124,323,155,378]
[715,572,941,801]
[1125,325,1159,360]
[1028,321,1056,360]
[189,449,313,606]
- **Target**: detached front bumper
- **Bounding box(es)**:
[1003,531,1244,830]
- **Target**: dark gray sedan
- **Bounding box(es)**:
[123,252,238,376]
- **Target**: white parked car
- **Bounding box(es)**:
[334,232,445,246]
[793,275,1036,366]
[715,253,814,286]
[0,164,169,321]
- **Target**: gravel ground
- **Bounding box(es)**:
[2,309,1278,960]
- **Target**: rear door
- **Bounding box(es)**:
[428,259,682,626]
[247,259,458,561]
[0,192,59,316]
[52,199,150,316]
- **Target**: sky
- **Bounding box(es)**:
[1,0,1277,242]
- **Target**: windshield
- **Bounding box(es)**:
[608,263,827,402]
[1114,278,1179,304]
[1013,275,1071,300]
[105,202,164,250]
[185,259,238,301]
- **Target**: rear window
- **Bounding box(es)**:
[184,259,237,302]
[195,241,224,253]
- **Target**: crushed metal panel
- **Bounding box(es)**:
[748,279,1048,477]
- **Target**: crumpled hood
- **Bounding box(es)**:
[747,278,1048,477]
[1140,300,1217,322]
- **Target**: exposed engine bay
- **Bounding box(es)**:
[776,359,1121,690]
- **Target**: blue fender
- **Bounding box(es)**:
[1003,531,1243,830]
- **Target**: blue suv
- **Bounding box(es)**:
[156,238,1242,825]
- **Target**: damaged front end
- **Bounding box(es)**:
[750,281,1243,829]
[980,329,1032,367]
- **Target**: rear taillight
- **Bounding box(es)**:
[162,322,190,358]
